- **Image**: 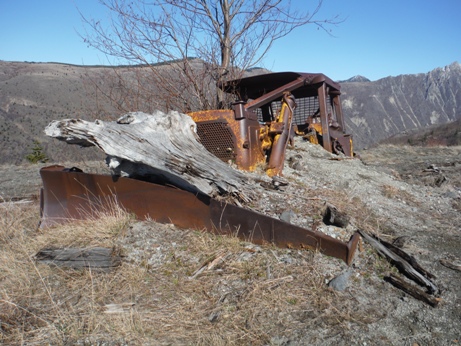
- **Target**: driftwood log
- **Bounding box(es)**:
[35,247,121,272]
[45,111,257,201]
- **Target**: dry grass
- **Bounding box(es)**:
[0,200,135,345]
[380,184,420,207]
[0,199,379,345]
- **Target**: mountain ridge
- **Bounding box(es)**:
[0,60,460,163]
[341,61,461,149]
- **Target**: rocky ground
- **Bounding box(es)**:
[1,140,460,345]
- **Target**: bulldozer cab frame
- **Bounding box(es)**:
[189,72,353,175]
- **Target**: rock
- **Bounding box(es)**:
[392,236,410,248]
[280,209,296,223]
[322,204,350,228]
[328,270,353,291]
[442,190,459,199]
[208,311,220,323]
[270,336,292,346]
[288,154,304,170]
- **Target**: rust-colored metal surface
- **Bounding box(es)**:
[188,109,265,171]
[191,72,354,176]
[39,165,212,230]
[209,199,360,265]
[220,72,341,105]
[40,166,359,265]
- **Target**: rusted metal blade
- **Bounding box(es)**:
[40,165,359,265]
[209,200,360,265]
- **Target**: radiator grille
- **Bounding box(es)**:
[257,97,332,126]
[196,121,236,162]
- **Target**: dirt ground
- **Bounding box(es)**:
[1,141,460,345]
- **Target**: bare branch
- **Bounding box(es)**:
[79,0,342,111]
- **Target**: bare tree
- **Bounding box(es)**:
[81,0,341,112]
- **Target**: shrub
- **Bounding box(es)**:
[25,140,49,164]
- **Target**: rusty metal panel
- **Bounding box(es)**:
[40,166,359,265]
[220,72,341,101]
[40,165,212,230]
[188,109,265,171]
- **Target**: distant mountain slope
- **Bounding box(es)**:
[0,62,118,164]
[0,60,460,164]
[380,117,461,147]
[341,62,461,149]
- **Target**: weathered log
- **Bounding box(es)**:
[384,274,440,307]
[45,111,257,201]
[358,229,438,294]
[35,247,121,272]
[381,237,436,280]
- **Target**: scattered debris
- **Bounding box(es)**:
[422,163,447,187]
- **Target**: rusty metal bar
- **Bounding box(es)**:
[209,199,360,265]
[317,83,332,153]
[40,166,359,265]
[333,94,346,132]
[245,77,306,111]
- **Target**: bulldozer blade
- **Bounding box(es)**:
[40,165,359,265]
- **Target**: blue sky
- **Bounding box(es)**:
[1,0,460,81]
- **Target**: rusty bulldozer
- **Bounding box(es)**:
[40,71,359,265]
[189,72,353,176]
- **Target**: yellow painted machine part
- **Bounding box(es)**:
[266,94,295,177]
